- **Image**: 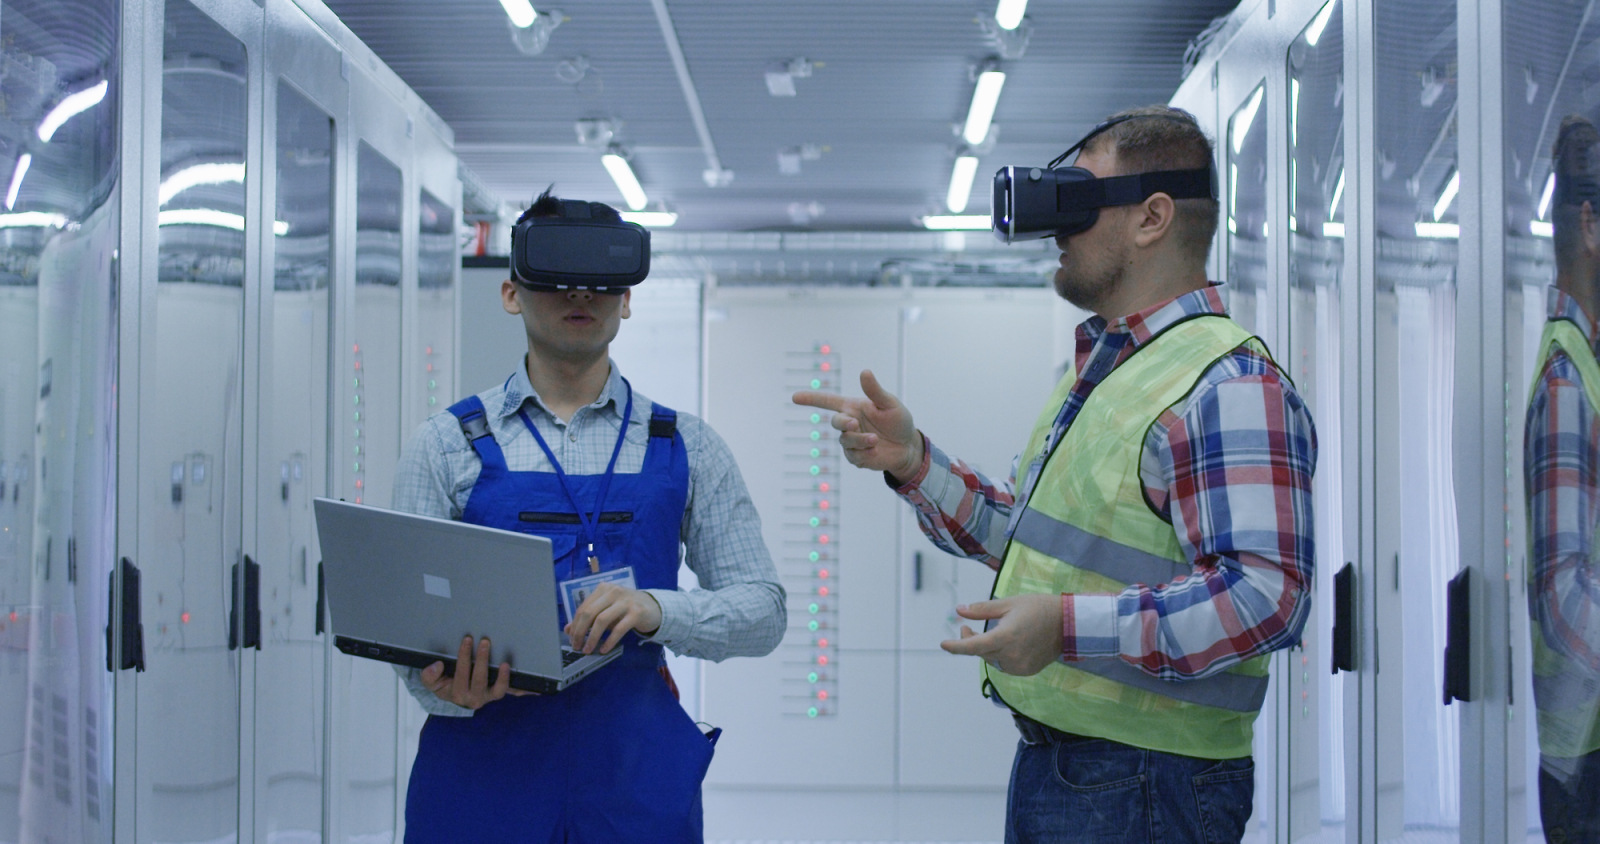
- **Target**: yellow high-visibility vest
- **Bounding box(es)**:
[985,314,1274,760]
[1530,317,1600,759]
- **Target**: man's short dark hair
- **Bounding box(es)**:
[515,185,624,225]
[1081,105,1220,261]
[1552,115,1600,258]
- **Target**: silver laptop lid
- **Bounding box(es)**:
[314,497,566,678]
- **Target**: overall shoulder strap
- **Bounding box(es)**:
[446,396,509,472]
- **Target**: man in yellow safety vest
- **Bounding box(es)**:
[796,105,1318,843]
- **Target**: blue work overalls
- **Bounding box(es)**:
[404,385,716,843]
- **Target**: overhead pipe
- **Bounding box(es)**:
[647,0,733,187]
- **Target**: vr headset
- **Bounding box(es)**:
[510,199,650,293]
[991,113,1219,243]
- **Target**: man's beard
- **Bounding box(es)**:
[1053,245,1126,311]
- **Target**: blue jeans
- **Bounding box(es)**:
[1005,736,1254,844]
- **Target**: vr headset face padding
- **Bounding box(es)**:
[511,205,651,292]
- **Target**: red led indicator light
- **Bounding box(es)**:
[818,535,830,544]
[355,497,363,504]
[820,362,831,372]
[8,611,15,623]
[818,482,830,493]
[817,690,829,700]
[818,500,830,510]
[818,638,829,648]
[818,655,829,666]
[425,346,433,355]
[426,363,434,373]
[818,569,829,579]
[181,612,190,624]
[820,345,831,355]
[818,586,829,596]
[354,361,362,371]
[355,480,364,489]
[353,344,360,354]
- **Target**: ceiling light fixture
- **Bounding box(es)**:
[1531,220,1553,238]
[37,80,109,142]
[158,208,289,235]
[0,211,69,229]
[1538,172,1556,220]
[6,154,31,210]
[1304,0,1337,47]
[994,0,1029,30]
[1415,221,1459,239]
[619,210,678,227]
[499,0,537,28]
[946,154,980,213]
[159,162,246,206]
[963,65,1006,146]
[921,214,990,230]
[601,148,648,211]
[1433,169,1459,221]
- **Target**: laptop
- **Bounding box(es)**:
[313,497,621,693]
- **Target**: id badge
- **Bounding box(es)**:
[559,566,637,622]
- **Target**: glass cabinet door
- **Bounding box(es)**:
[1287,3,1347,840]
[0,1,120,842]
[1373,0,1461,839]
[137,1,249,841]
[1228,81,1271,338]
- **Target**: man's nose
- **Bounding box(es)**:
[566,288,593,301]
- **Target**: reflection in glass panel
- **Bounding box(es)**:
[339,140,403,843]
[1375,0,1459,839]
[258,80,333,843]
[1228,81,1269,335]
[140,0,247,841]
[417,190,454,417]
[0,2,119,842]
[1288,2,1345,841]
[1506,4,1600,841]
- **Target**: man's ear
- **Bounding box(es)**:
[620,289,632,320]
[1132,192,1177,249]
[502,279,523,315]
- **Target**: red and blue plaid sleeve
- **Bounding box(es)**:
[894,433,1017,571]
[1526,349,1600,672]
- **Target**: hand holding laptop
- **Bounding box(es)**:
[421,635,535,708]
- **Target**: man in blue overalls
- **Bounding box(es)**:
[391,189,786,842]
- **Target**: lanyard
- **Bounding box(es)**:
[517,378,634,574]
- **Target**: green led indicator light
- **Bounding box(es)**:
[353,377,360,388]
[808,551,820,562]
[809,517,820,527]
[810,448,820,458]
[810,378,821,389]
[809,465,820,476]
[353,394,360,405]
[808,603,819,614]
[353,462,361,473]
[353,411,361,422]
[807,620,819,632]
[428,396,437,406]
[810,413,821,424]
[428,379,437,389]
[354,427,362,439]
[809,430,821,441]
[353,445,361,456]
[808,672,818,683]
[807,707,819,718]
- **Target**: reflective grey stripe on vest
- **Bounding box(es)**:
[1067,658,1270,713]
[1534,667,1600,713]
[1010,507,1190,587]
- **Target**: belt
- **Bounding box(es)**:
[1012,713,1095,746]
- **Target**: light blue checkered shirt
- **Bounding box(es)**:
[392,361,785,716]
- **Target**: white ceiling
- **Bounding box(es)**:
[323,0,1239,231]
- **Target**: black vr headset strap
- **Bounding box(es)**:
[1057,167,1216,212]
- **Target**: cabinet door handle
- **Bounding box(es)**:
[1444,568,1472,704]
[913,551,923,592]
[230,555,262,651]
[315,561,327,636]
[106,557,145,672]
[1331,562,1355,673]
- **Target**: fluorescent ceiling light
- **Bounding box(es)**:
[1433,169,1459,221]
[37,80,108,142]
[1304,0,1337,47]
[994,0,1029,30]
[158,208,289,235]
[159,162,246,206]
[1290,78,1300,147]
[6,154,31,210]
[946,155,980,213]
[1539,172,1556,220]
[1231,86,1264,154]
[619,211,678,227]
[1531,219,1554,238]
[601,152,648,211]
[1329,169,1345,217]
[963,70,1006,146]
[499,0,537,28]
[1229,163,1238,217]
[921,214,990,230]
[1415,221,1459,239]
[1322,221,1345,238]
[0,211,68,229]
